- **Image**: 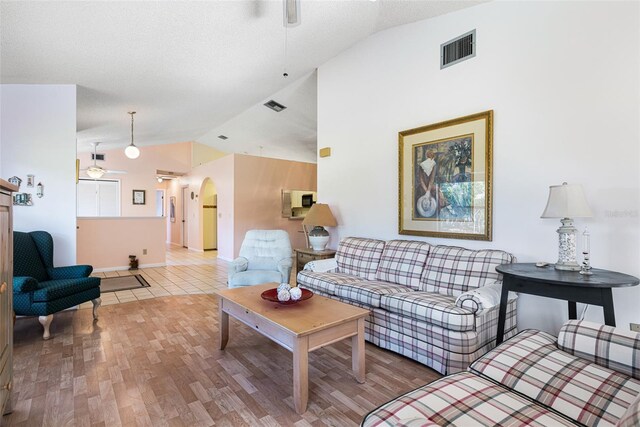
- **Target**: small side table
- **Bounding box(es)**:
[495,263,639,345]
[294,248,336,276]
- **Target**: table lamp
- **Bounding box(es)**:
[302,203,337,251]
[541,182,592,271]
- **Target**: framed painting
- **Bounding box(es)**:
[398,110,493,241]
[132,189,146,205]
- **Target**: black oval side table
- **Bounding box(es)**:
[494,263,639,345]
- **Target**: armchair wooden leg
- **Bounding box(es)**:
[38,315,53,340]
[92,298,101,321]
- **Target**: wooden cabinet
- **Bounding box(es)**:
[0,180,16,419]
[294,248,336,276]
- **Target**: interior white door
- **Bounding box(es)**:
[181,186,189,248]
[155,190,165,217]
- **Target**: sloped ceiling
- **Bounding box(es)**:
[0,1,485,162]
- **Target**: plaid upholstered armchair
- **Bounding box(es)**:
[13,231,101,339]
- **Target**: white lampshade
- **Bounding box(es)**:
[125,144,140,159]
[541,183,592,218]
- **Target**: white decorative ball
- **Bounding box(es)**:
[290,287,302,301]
[277,283,291,293]
[277,289,291,302]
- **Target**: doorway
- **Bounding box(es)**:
[201,178,217,251]
[155,189,165,217]
[181,186,189,248]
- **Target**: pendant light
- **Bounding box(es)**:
[125,111,140,159]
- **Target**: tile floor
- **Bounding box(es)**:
[80,246,230,309]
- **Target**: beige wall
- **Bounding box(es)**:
[180,154,316,260]
[77,142,191,217]
[77,217,166,270]
[233,155,316,252]
[192,142,227,168]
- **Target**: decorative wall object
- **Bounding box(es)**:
[8,176,21,189]
[26,174,35,187]
[132,189,146,205]
[36,182,44,198]
[398,110,493,240]
[13,193,33,206]
[170,196,176,222]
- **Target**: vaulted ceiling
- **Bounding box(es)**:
[1,1,484,162]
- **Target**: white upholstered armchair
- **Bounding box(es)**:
[228,230,293,288]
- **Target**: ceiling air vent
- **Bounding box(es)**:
[91,153,105,161]
[441,29,476,69]
[218,135,228,140]
[264,100,287,112]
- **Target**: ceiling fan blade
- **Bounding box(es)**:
[104,170,127,174]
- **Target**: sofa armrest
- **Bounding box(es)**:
[277,257,293,283]
[455,281,517,313]
[229,257,248,273]
[303,257,337,273]
[13,276,39,293]
[48,265,93,279]
[557,320,640,380]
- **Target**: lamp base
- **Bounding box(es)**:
[308,226,329,251]
[554,217,580,271]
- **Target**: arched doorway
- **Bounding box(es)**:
[201,178,217,251]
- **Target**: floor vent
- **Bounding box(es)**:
[91,153,105,161]
[441,29,476,69]
[264,100,287,112]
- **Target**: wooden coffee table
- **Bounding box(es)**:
[216,283,369,414]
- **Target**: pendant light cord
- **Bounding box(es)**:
[283,24,289,77]
[129,111,136,146]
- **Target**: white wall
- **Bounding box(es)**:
[1,84,78,266]
[317,2,639,334]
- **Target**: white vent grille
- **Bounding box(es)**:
[441,30,476,69]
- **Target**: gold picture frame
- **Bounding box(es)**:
[398,110,493,241]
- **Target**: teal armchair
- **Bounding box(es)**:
[13,231,101,339]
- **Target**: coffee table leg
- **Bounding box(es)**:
[352,318,365,383]
[219,300,229,350]
[293,336,309,414]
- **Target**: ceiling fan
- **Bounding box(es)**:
[81,142,127,179]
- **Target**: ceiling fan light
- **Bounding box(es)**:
[87,166,105,179]
[125,144,140,159]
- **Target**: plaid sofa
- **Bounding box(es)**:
[362,320,640,427]
[297,237,518,374]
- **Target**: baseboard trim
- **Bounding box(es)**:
[93,262,166,273]
[217,255,233,262]
[188,247,204,253]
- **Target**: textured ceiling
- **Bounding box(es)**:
[1,0,484,162]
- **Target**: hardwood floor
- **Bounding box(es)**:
[4,294,440,426]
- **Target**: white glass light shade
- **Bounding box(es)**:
[541,183,592,218]
[157,177,163,183]
[86,166,105,179]
[125,144,140,159]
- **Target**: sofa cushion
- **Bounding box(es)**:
[334,281,413,308]
[421,245,514,296]
[33,277,101,302]
[558,320,640,381]
[617,392,640,427]
[380,292,476,332]
[361,371,578,427]
[470,329,640,427]
[375,240,431,290]
[335,237,385,280]
[296,270,361,295]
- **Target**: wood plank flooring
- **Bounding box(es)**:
[3,295,440,426]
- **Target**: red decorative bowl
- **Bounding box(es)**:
[261,288,314,305]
